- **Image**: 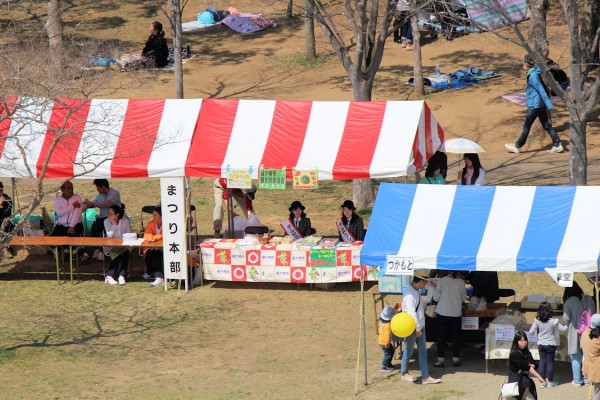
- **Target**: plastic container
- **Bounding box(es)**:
[435,64,440,76]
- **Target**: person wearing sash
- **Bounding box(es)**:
[337,200,365,242]
[281,201,311,239]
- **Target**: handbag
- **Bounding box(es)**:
[500,381,519,398]
[425,301,437,318]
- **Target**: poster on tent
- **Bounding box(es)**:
[259,167,286,189]
[293,168,318,189]
[160,177,188,285]
[226,168,252,189]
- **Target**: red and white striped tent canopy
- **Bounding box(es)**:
[0,98,444,180]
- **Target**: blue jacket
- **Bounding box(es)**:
[526,67,553,110]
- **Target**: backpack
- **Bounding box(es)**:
[577,309,592,335]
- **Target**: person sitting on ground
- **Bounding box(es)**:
[142,21,169,68]
[379,306,397,372]
[508,330,545,400]
[281,201,312,239]
[143,206,164,287]
[457,153,485,185]
[419,159,446,184]
[103,205,132,286]
[336,200,365,242]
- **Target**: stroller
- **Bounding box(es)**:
[418,0,474,40]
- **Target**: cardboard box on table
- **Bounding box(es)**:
[485,314,569,362]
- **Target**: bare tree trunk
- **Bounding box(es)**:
[286,0,294,19]
[581,0,600,65]
[169,0,184,99]
[568,112,588,185]
[410,14,425,97]
[45,0,63,70]
[353,179,375,209]
[528,0,550,55]
[304,0,316,59]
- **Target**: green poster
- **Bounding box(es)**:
[310,248,336,268]
[259,167,286,189]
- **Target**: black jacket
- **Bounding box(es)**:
[142,34,169,68]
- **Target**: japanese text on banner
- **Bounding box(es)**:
[160,178,188,282]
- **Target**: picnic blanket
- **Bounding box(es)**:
[182,20,222,32]
[407,66,497,91]
[221,14,276,34]
[116,53,195,72]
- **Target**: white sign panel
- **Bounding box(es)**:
[160,177,188,283]
[385,255,414,276]
[461,317,479,330]
[545,268,574,287]
[495,325,515,342]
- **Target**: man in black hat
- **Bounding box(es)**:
[0,181,13,230]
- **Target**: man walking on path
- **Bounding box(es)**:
[505,55,564,154]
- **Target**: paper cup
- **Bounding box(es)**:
[106,231,115,238]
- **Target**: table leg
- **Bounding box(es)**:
[54,245,60,285]
[372,294,379,336]
[69,245,74,285]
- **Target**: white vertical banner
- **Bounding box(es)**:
[160,177,188,285]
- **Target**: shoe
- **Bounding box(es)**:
[422,377,442,385]
[433,361,445,368]
[393,38,402,44]
[380,366,394,372]
[105,276,118,285]
[505,143,520,153]
[401,373,417,383]
[405,44,414,50]
[79,252,90,263]
[546,381,558,387]
[547,144,564,153]
[143,273,150,280]
[118,275,126,285]
[540,382,548,388]
[571,381,583,387]
[452,361,462,367]
[96,252,104,261]
[92,249,100,259]
[400,40,407,48]
[151,277,164,287]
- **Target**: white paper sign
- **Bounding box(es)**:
[461,316,479,330]
[545,268,574,287]
[226,168,252,189]
[385,255,414,276]
[495,325,515,342]
[160,177,188,283]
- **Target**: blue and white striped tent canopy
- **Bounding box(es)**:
[361,183,600,273]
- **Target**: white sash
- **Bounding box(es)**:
[281,218,303,240]
[336,218,356,243]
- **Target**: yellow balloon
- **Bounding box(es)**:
[390,312,416,338]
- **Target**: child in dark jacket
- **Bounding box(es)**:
[378,306,397,372]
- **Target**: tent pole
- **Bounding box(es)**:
[10,177,16,217]
[226,190,234,239]
[354,267,368,395]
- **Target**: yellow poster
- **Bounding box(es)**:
[293,169,318,189]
